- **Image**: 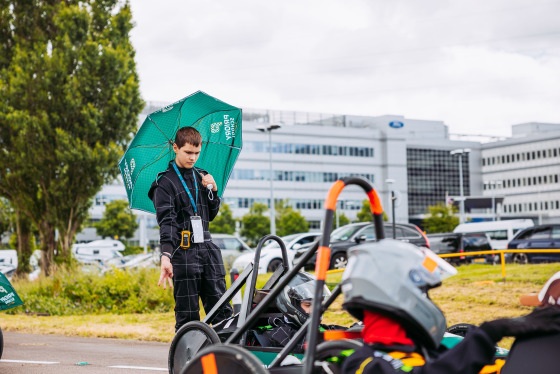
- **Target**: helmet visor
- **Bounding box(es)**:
[421,248,457,280]
[410,248,457,288]
[289,279,332,303]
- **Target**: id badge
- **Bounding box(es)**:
[191,216,204,243]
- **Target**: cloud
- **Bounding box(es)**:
[129,0,560,136]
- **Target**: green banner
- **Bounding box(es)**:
[0,272,23,311]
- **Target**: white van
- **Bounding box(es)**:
[453,219,534,250]
[0,249,18,268]
[72,239,125,262]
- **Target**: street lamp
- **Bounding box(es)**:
[385,179,396,239]
[450,148,471,224]
[256,124,281,236]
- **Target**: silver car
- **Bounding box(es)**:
[212,234,253,269]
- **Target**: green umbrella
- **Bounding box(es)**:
[119,91,242,214]
[0,272,23,311]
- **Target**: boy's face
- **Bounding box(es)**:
[300,301,312,314]
[173,142,201,169]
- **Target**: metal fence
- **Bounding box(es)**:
[326,249,560,281]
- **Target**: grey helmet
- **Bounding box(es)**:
[276,271,332,327]
[341,239,457,349]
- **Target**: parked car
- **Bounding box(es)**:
[0,250,18,269]
[103,253,158,273]
[507,224,560,264]
[453,219,534,250]
[232,232,320,274]
[293,222,429,270]
[72,239,125,263]
[212,234,253,268]
[427,232,493,265]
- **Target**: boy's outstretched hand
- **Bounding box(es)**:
[158,256,174,290]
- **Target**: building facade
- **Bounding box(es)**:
[82,104,559,247]
[481,123,560,224]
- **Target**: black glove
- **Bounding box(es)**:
[480,306,560,342]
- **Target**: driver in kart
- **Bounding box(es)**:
[251,271,347,353]
[340,240,560,374]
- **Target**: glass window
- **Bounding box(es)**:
[487,230,508,240]
[222,238,243,251]
[331,225,365,242]
[399,227,421,239]
[357,225,376,240]
[429,236,459,253]
[531,227,551,240]
[463,234,491,251]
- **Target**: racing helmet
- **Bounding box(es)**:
[341,239,457,349]
[276,271,332,327]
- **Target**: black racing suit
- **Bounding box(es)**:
[342,327,503,374]
[258,316,348,354]
[149,162,232,331]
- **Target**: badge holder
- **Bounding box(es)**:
[191,216,204,243]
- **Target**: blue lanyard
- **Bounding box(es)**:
[172,162,198,215]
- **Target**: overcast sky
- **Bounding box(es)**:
[129,0,560,137]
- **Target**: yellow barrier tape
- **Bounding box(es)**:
[326,249,560,279]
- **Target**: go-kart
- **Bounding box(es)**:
[178,176,386,374]
[178,176,556,374]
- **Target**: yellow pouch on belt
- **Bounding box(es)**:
[181,231,191,248]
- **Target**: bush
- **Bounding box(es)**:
[7,267,174,316]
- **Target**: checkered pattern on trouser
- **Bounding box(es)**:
[172,242,233,331]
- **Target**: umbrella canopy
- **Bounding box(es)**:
[119,91,242,214]
[0,272,23,311]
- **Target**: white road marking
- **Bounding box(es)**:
[109,365,167,371]
[0,359,59,364]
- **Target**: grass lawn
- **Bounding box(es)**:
[0,262,557,349]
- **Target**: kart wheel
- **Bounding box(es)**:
[330,253,348,270]
[180,343,269,374]
[267,259,282,273]
[513,253,528,264]
[0,326,3,359]
[312,339,364,374]
[169,321,220,374]
[446,323,476,337]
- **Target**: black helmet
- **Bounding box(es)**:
[341,239,457,349]
[275,272,331,327]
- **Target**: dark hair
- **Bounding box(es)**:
[174,127,202,148]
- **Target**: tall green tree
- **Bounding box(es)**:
[0,1,143,274]
[357,199,388,222]
[0,198,11,238]
[95,200,138,240]
[13,209,35,275]
[210,203,236,234]
[274,199,308,236]
[277,210,309,237]
[423,202,459,233]
[333,212,351,230]
[240,202,270,247]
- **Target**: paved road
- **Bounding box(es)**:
[0,331,170,373]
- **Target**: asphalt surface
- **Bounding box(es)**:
[0,331,169,373]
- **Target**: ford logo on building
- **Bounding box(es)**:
[389,121,404,129]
